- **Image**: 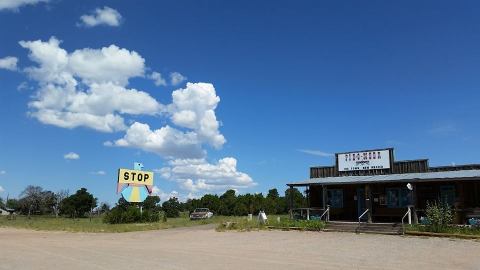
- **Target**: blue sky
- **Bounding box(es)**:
[0,0,479,204]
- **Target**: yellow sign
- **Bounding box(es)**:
[117,168,154,186]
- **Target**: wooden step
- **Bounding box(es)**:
[325,222,402,235]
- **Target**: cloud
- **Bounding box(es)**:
[0,56,18,70]
[298,149,333,157]
[64,152,80,160]
[68,46,145,86]
[110,82,226,159]
[169,72,186,86]
[17,81,32,91]
[168,82,226,148]
[111,122,205,159]
[0,186,4,193]
[148,72,167,86]
[0,0,48,11]
[159,157,256,195]
[15,36,252,199]
[151,186,179,200]
[79,6,122,27]
[0,170,5,175]
[19,37,161,132]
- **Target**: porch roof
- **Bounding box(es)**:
[287,170,480,187]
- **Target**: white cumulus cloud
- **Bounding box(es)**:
[168,82,226,148]
[79,6,122,27]
[148,71,167,86]
[169,72,186,86]
[0,186,4,193]
[151,186,179,201]
[64,152,80,160]
[15,36,252,199]
[112,122,205,159]
[110,82,226,159]
[0,0,48,11]
[159,157,256,195]
[0,56,18,70]
[19,37,161,132]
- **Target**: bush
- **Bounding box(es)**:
[103,206,160,224]
[425,201,453,233]
[162,197,181,218]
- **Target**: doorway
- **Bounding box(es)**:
[357,188,367,221]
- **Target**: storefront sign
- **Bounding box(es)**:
[337,149,391,172]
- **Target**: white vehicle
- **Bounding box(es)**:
[190,208,214,220]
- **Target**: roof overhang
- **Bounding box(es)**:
[287,170,480,187]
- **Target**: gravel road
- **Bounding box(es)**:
[0,226,479,270]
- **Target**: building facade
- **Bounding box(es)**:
[287,148,480,224]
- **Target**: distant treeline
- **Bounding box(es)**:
[0,185,308,218]
[181,188,307,216]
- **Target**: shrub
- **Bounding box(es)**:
[162,197,181,218]
[425,201,453,233]
[103,206,160,224]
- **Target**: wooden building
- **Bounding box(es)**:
[287,148,480,224]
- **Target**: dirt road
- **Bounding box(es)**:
[0,226,479,270]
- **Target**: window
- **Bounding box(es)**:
[386,188,411,208]
[327,189,343,208]
[440,185,455,206]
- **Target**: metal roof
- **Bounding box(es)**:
[287,170,480,186]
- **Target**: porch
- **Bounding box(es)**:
[287,170,480,224]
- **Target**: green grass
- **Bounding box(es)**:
[0,213,312,233]
[406,224,480,236]
[0,214,225,233]
[216,215,325,232]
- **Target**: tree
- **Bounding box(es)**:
[41,191,56,215]
[265,188,286,214]
[100,202,111,213]
[20,185,44,217]
[53,190,69,218]
[162,197,181,218]
[184,198,202,213]
[219,189,236,216]
[6,198,18,209]
[141,195,160,210]
[285,187,307,211]
[200,194,221,214]
[116,197,130,210]
[60,188,97,218]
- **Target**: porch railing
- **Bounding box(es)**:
[291,208,325,221]
[358,209,369,224]
[319,205,330,222]
[356,209,369,233]
[401,207,412,235]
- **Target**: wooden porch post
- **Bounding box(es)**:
[289,185,294,219]
[412,183,418,224]
[455,182,465,224]
[365,184,372,223]
[322,185,327,210]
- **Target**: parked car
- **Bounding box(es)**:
[190,208,214,220]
